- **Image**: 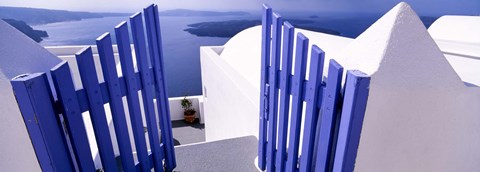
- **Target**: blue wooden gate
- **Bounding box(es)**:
[258,4,371,172]
[11,4,176,172]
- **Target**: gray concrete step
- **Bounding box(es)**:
[174,136,259,172]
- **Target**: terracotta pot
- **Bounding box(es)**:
[184,113,196,123]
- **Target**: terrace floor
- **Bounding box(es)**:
[171,119,259,172]
[172,119,205,146]
[174,136,259,172]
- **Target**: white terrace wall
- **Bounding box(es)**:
[200,46,260,141]
[200,2,480,170]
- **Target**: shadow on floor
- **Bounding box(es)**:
[172,119,205,146]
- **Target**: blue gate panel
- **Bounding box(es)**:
[285,33,309,172]
[115,21,151,172]
[130,12,165,172]
[51,62,96,172]
[76,47,119,172]
[96,33,136,172]
[11,73,74,172]
[299,45,325,172]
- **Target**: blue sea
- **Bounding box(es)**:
[34,16,247,97]
[33,13,417,97]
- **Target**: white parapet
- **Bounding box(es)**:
[428,15,480,87]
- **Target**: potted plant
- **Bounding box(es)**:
[181,97,196,123]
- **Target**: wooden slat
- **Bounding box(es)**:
[314,59,344,172]
[266,12,282,172]
[130,12,164,172]
[75,68,152,113]
[275,21,294,172]
[145,4,177,170]
[285,33,309,172]
[96,33,136,172]
[51,62,96,172]
[76,47,118,172]
[142,6,168,171]
[115,21,151,172]
[153,5,176,170]
[154,5,177,171]
[11,73,74,172]
[299,45,325,172]
[333,70,370,172]
[258,4,272,171]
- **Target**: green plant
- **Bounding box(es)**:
[181,97,196,115]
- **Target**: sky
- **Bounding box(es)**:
[0,0,479,16]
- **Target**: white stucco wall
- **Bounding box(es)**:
[200,2,480,171]
[0,20,61,172]
[428,15,480,45]
[335,3,480,171]
[200,46,260,141]
[428,15,480,87]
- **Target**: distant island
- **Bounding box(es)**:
[185,15,439,38]
[0,6,253,42]
[0,6,131,43]
[2,19,48,42]
[0,6,130,25]
[184,19,340,38]
[158,9,249,16]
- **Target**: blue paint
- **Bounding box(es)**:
[145,4,177,170]
[11,73,74,172]
[333,70,370,172]
[10,4,178,172]
[115,21,151,172]
[275,21,294,172]
[73,67,153,113]
[96,33,136,172]
[258,4,272,171]
[299,45,325,172]
[76,47,118,172]
[50,62,95,172]
[285,33,309,172]
[130,12,164,172]
[266,12,282,172]
[315,59,344,172]
[256,6,374,172]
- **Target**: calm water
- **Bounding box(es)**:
[33,14,389,97]
[34,16,254,97]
